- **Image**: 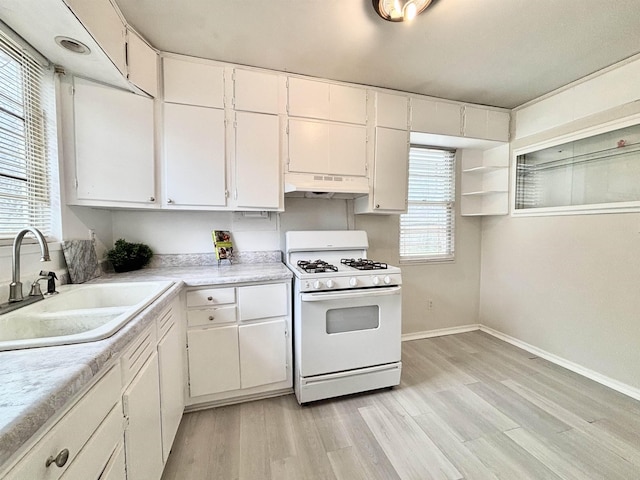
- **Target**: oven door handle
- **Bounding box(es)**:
[301,286,401,302]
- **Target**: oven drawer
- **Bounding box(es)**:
[187,305,237,327]
[187,287,235,307]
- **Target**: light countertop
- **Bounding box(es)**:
[0,262,292,470]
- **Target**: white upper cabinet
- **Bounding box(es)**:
[233,111,281,210]
[163,56,224,108]
[163,103,227,207]
[410,98,462,136]
[72,78,156,206]
[376,92,409,129]
[288,119,367,177]
[64,0,127,75]
[126,28,158,97]
[288,77,367,124]
[462,106,510,141]
[355,127,409,214]
[233,69,279,114]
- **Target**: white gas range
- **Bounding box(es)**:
[285,230,402,404]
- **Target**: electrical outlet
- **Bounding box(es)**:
[428,299,433,310]
[88,229,96,242]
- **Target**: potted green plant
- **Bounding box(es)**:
[106,239,153,273]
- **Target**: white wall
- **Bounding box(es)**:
[356,154,483,335]
[480,59,640,391]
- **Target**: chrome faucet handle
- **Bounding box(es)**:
[29,277,47,297]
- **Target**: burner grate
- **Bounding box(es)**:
[341,258,388,270]
[297,259,338,273]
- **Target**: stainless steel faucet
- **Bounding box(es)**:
[9,227,50,303]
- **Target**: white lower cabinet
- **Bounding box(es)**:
[185,281,292,407]
[122,351,164,480]
[187,325,241,396]
[4,366,122,480]
[239,319,288,389]
[2,296,185,480]
[158,321,185,462]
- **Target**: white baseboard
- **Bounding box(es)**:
[479,325,640,402]
[402,324,480,342]
[401,324,640,402]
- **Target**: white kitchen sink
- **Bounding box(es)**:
[0,281,174,351]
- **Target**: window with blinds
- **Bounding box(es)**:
[0,30,54,241]
[400,146,455,262]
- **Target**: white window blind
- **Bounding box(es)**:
[400,146,455,262]
[0,30,54,240]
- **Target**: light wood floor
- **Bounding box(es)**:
[161,331,640,480]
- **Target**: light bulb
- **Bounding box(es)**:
[404,1,417,21]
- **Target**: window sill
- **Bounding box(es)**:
[511,201,640,217]
[399,256,455,266]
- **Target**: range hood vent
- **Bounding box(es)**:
[284,173,369,198]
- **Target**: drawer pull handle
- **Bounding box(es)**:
[208,315,215,321]
[207,296,213,301]
[46,449,69,468]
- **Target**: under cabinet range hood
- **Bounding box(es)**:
[284,173,369,198]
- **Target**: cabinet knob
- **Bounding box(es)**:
[208,315,215,321]
[375,204,380,209]
[167,198,173,204]
[207,296,213,301]
[149,196,155,202]
[46,449,69,468]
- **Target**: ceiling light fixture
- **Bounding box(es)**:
[373,0,433,22]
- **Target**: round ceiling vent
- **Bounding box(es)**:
[55,36,91,55]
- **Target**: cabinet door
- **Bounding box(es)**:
[288,118,329,174]
[163,103,227,207]
[238,283,288,322]
[73,78,155,205]
[288,77,330,119]
[373,128,409,212]
[411,98,461,136]
[123,352,164,480]
[163,56,224,108]
[462,106,510,142]
[239,319,287,389]
[234,111,280,209]
[65,0,126,74]
[99,443,126,480]
[158,322,184,463]
[288,119,367,177]
[376,92,408,129]
[187,325,240,397]
[234,69,279,114]
[127,28,158,97]
[329,84,367,124]
[328,123,367,176]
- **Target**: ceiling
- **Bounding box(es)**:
[114,0,640,109]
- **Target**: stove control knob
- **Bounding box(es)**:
[384,275,392,285]
[313,280,323,290]
[372,276,380,286]
[326,279,335,288]
[349,277,358,287]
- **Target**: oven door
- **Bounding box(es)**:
[298,286,401,377]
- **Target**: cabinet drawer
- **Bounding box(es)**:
[6,366,121,480]
[238,283,288,322]
[121,327,156,386]
[59,403,123,480]
[188,305,237,327]
[187,287,235,307]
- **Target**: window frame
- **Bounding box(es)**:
[399,145,456,265]
[511,113,640,217]
[0,26,57,245]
